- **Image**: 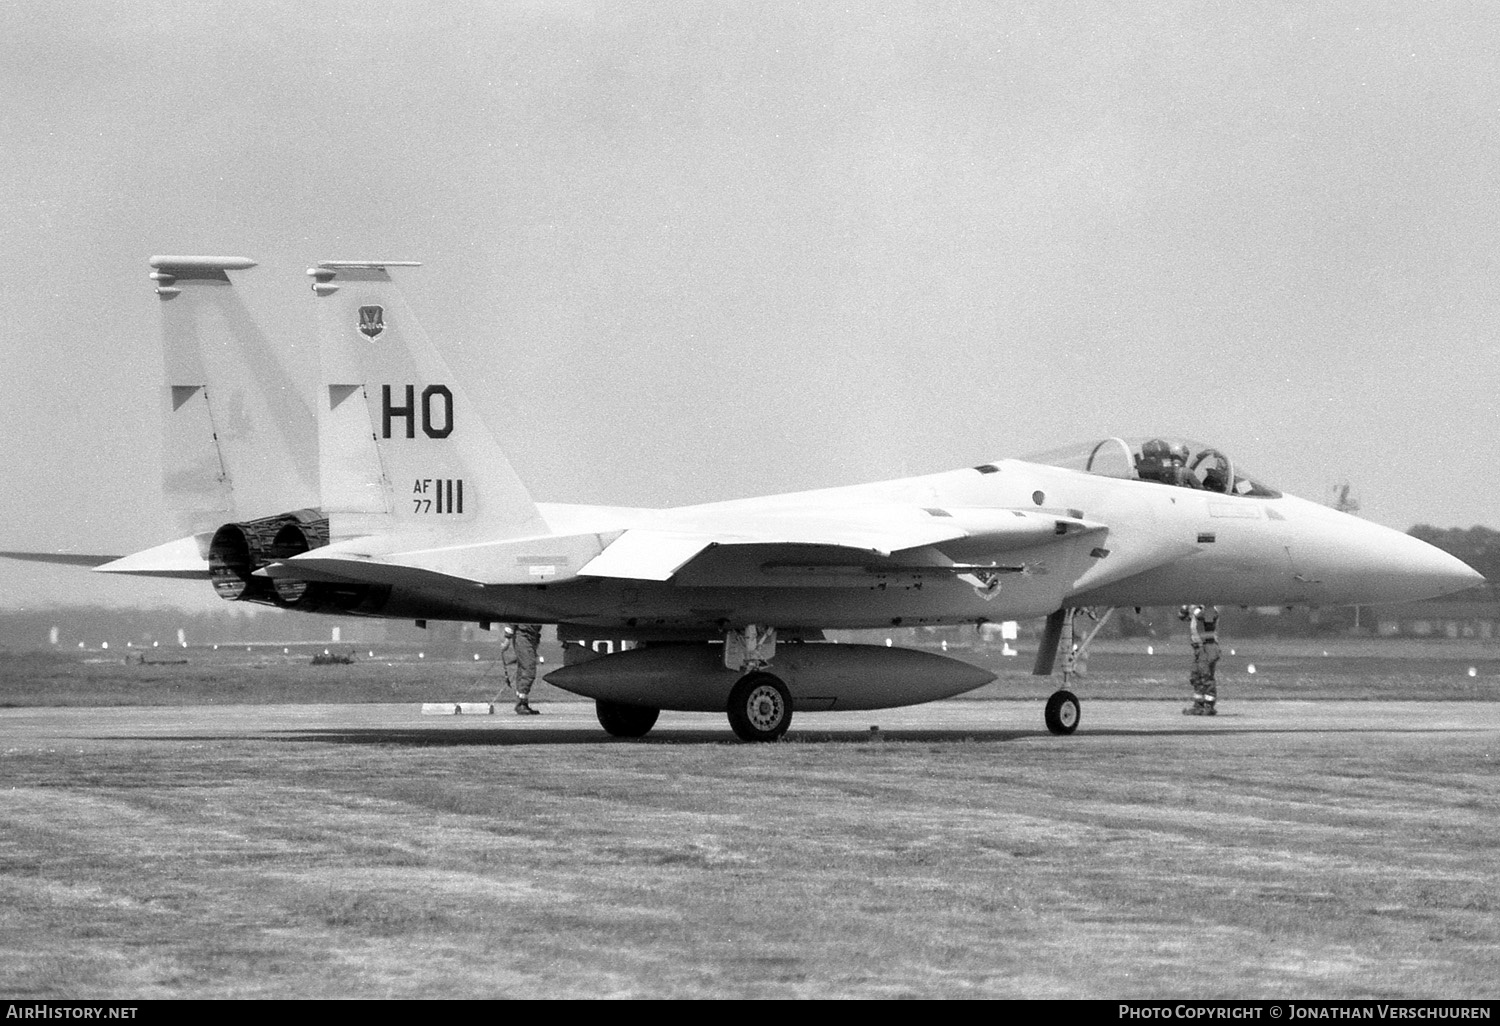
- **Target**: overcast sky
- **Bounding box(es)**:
[3,1,1497,609]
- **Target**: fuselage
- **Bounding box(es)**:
[378,455,1479,632]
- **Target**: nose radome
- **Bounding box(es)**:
[1418,540,1485,594]
[1282,497,1487,605]
[1384,530,1485,602]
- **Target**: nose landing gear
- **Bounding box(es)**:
[1036,606,1113,735]
[1044,689,1080,735]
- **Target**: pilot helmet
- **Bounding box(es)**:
[1170,443,1191,464]
[1141,438,1170,460]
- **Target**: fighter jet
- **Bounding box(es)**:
[8,257,1483,741]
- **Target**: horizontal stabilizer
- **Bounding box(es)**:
[92,534,212,579]
[0,551,124,568]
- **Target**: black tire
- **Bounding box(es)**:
[726,672,793,742]
[595,700,660,738]
[1044,689,1080,735]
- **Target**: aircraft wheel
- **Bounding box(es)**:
[1044,689,1080,735]
[595,700,660,738]
[727,672,793,742]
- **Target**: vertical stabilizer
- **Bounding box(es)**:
[308,261,548,545]
[151,256,317,534]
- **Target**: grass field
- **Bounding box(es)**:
[2,644,1498,999]
[2,636,1498,707]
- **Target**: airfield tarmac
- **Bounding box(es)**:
[4,694,1498,999]
[5,694,1500,742]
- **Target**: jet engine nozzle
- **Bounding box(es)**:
[207,509,329,606]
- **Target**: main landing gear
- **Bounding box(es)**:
[727,672,793,742]
[595,699,660,738]
[593,666,796,742]
[1036,606,1114,735]
[725,625,793,742]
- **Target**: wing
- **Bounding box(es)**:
[252,505,1104,591]
[576,506,1105,582]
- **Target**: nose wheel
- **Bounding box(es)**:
[1044,689,1080,735]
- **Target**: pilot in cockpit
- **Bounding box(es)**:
[1167,443,1200,488]
[1135,439,1172,483]
[1073,437,1271,498]
[1136,439,1200,488]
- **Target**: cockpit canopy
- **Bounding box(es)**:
[1024,437,1282,498]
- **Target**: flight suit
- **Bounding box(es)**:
[1183,606,1221,715]
[503,623,544,714]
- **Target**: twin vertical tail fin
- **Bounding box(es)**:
[308,261,548,546]
[151,255,318,535]
[116,258,542,590]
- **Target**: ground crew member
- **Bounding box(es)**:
[1180,604,1221,715]
[502,623,544,715]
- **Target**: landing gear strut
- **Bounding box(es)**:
[1038,607,1114,736]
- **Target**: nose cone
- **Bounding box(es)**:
[1367,530,1485,604]
[1280,498,1486,605]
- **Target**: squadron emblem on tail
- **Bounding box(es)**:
[358,305,385,339]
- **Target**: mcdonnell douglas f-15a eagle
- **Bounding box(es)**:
[5,256,1482,741]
